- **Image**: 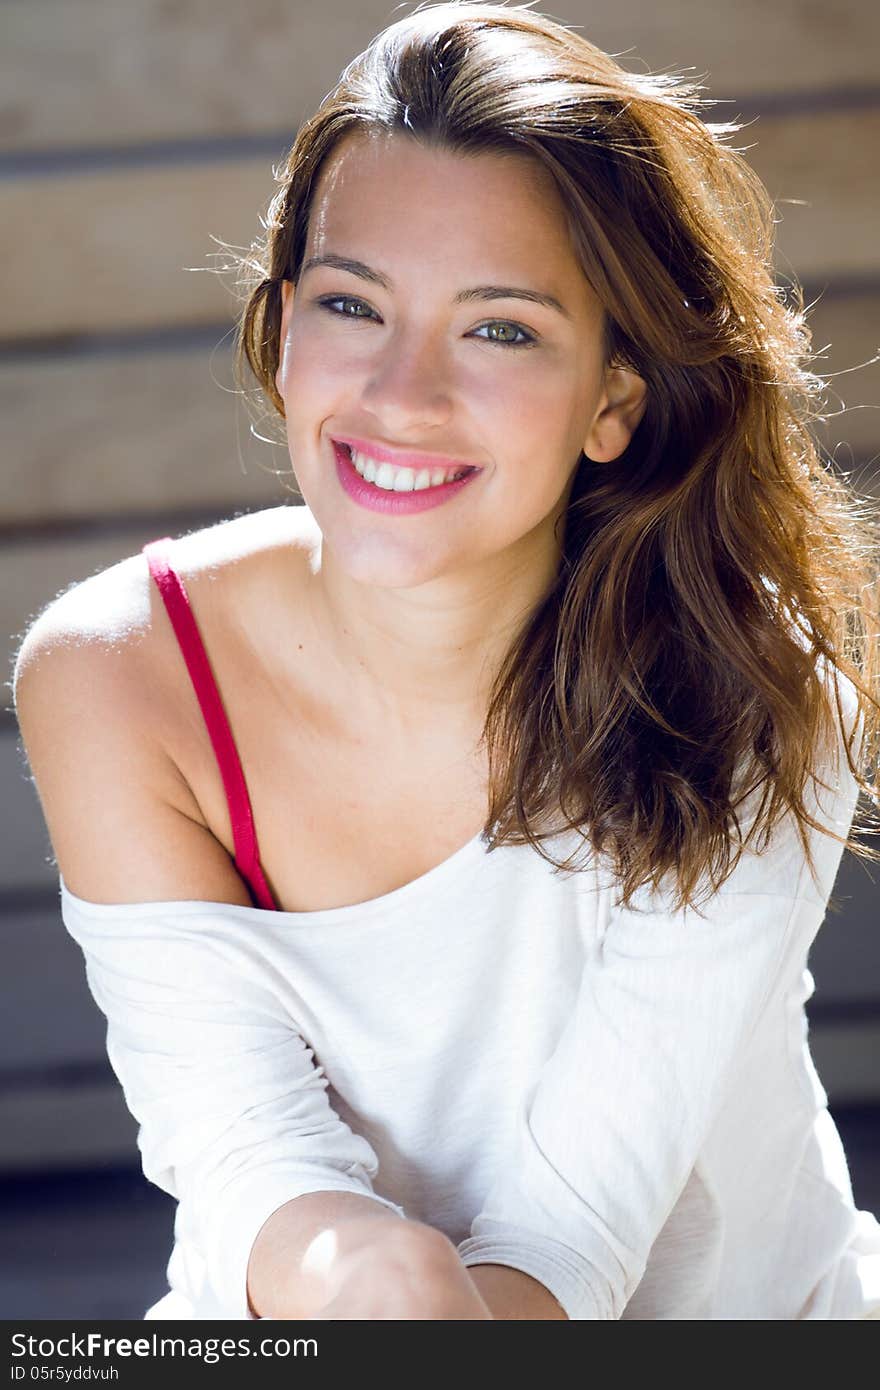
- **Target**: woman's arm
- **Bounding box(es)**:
[248,1190,408,1318]
[248,1189,564,1319]
[466,1265,568,1319]
[249,1191,490,1319]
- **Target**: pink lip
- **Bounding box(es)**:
[332,433,481,475]
[332,439,482,515]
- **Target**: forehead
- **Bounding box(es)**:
[305,127,591,299]
[315,125,560,193]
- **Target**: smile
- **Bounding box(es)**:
[332,439,482,515]
[346,444,472,492]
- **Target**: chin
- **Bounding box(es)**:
[319,523,446,587]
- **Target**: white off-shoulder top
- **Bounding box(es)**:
[59,711,880,1320]
[55,537,880,1319]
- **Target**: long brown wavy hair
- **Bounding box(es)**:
[232,0,880,914]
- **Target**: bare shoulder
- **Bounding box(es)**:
[13,505,315,907]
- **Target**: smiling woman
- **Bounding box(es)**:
[15,0,880,1323]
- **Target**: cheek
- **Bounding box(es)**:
[278,322,353,403]
[497,363,591,461]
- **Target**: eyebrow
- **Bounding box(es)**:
[300,253,572,319]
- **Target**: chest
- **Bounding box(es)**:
[243,721,491,912]
[161,624,491,913]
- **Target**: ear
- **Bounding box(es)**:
[583,365,648,463]
[274,280,296,396]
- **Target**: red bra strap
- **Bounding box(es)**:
[142,537,278,911]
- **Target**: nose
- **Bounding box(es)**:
[359,324,454,433]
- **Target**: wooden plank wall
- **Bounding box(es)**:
[2,0,879,1168]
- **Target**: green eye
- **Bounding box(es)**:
[471,321,536,349]
[316,295,377,319]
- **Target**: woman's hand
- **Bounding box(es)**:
[309,1222,494,1320]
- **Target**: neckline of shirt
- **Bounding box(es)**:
[58,826,492,928]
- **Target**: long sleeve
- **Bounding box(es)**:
[457,675,866,1319]
[58,888,407,1319]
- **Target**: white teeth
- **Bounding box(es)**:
[374,462,397,490]
[348,447,468,491]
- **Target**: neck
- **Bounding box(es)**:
[312,527,564,736]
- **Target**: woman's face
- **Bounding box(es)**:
[275,128,644,591]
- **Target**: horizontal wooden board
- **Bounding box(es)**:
[2,0,393,154]
[0,902,108,1071]
[0,158,273,337]
[1,729,58,888]
[805,291,880,483]
[743,108,880,283]
[1,344,291,524]
[2,107,878,340]
[808,845,880,1009]
[3,0,878,153]
[808,1019,880,1107]
[0,1079,139,1172]
[2,1170,173,1319]
[3,290,876,528]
